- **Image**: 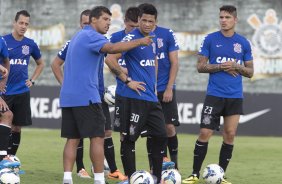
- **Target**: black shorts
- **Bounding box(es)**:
[157,90,180,126]
[101,99,111,131]
[113,94,124,132]
[61,103,106,139]
[3,92,32,126]
[200,95,243,131]
[121,97,167,142]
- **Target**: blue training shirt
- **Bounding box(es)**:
[60,25,108,107]
[120,28,158,102]
[4,33,41,95]
[57,40,105,98]
[154,26,179,92]
[198,31,253,98]
[109,29,127,96]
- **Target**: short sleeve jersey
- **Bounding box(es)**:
[58,40,105,99]
[154,26,179,92]
[120,28,158,102]
[198,31,253,98]
[60,25,108,107]
[3,33,41,95]
[109,30,127,96]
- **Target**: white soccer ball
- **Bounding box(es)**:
[104,85,116,106]
[161,169,181,184]
[130,170,154,184]
[202,164,224,184]
[0,168,20,184]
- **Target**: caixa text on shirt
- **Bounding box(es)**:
[10,59,28,65]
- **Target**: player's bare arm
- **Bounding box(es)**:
[197,55,222,73]
[163,50,179,102]
[0,58,10,93]
[105,54,146,95]
[221,60,253,78]
[101,36,153,54]
[26,57,45,87]
[51,56,64,85]
[234,60,253,78]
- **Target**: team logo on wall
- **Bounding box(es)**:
[22,45,29,55]
[248,9,282,79]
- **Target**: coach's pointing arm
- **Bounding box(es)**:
[101,36,153,54]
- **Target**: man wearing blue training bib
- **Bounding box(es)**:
[183,5,254,184]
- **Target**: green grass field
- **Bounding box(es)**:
[17,128,281,184]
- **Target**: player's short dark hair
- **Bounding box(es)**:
[138,3,158,19]
[89,6,112,22]
[15,10,30,22]
[220,5,237,17]
[80,9,91,23]
[125,7,140,23]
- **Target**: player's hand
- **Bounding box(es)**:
[127,81,146,96]
[25,79,34,88]
[0,66,8,78]
[163,88,173,102]
[0,80,6,93]
[138,35,155,46]
[0,97,9,112]
[221,61,239,77]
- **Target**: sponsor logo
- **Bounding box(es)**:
[239,109,271,123]
[8,48,13,50]
[216,44,222,47]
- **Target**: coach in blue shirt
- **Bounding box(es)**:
[60,6,153,184]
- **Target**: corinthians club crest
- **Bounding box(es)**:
[248,9,282,57]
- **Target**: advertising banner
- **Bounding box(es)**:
[30,86,282,136]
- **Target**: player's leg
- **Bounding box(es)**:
[74,103,106,183]
[76,138,91,178]
[119,98,141,180]
[146,101,167,183]
[5,92,32,155]
[183,95,223,184]
[0,105,13,161]
[158,90,180,169]
[220,98,242,184]
[61,107,81,184]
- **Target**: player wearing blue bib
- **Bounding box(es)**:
[59,6,153,184]
[146,25,180,170]
[106,4,167,183]
[110,7,140,134]
[183,6,254,184]
[3,10,44,156]
[0,36,13,162]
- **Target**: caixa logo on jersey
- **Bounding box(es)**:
[22,45,29,55]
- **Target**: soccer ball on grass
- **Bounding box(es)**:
[202,164,224,184]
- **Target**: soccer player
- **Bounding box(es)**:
[3,10,45,156]
[111,6,140,135]
[0,36,13,163]
[51,9,92,179]
[182,5,254,184]
[106,4,167,184]
[59,6,153,184]
[138,2,180,170]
